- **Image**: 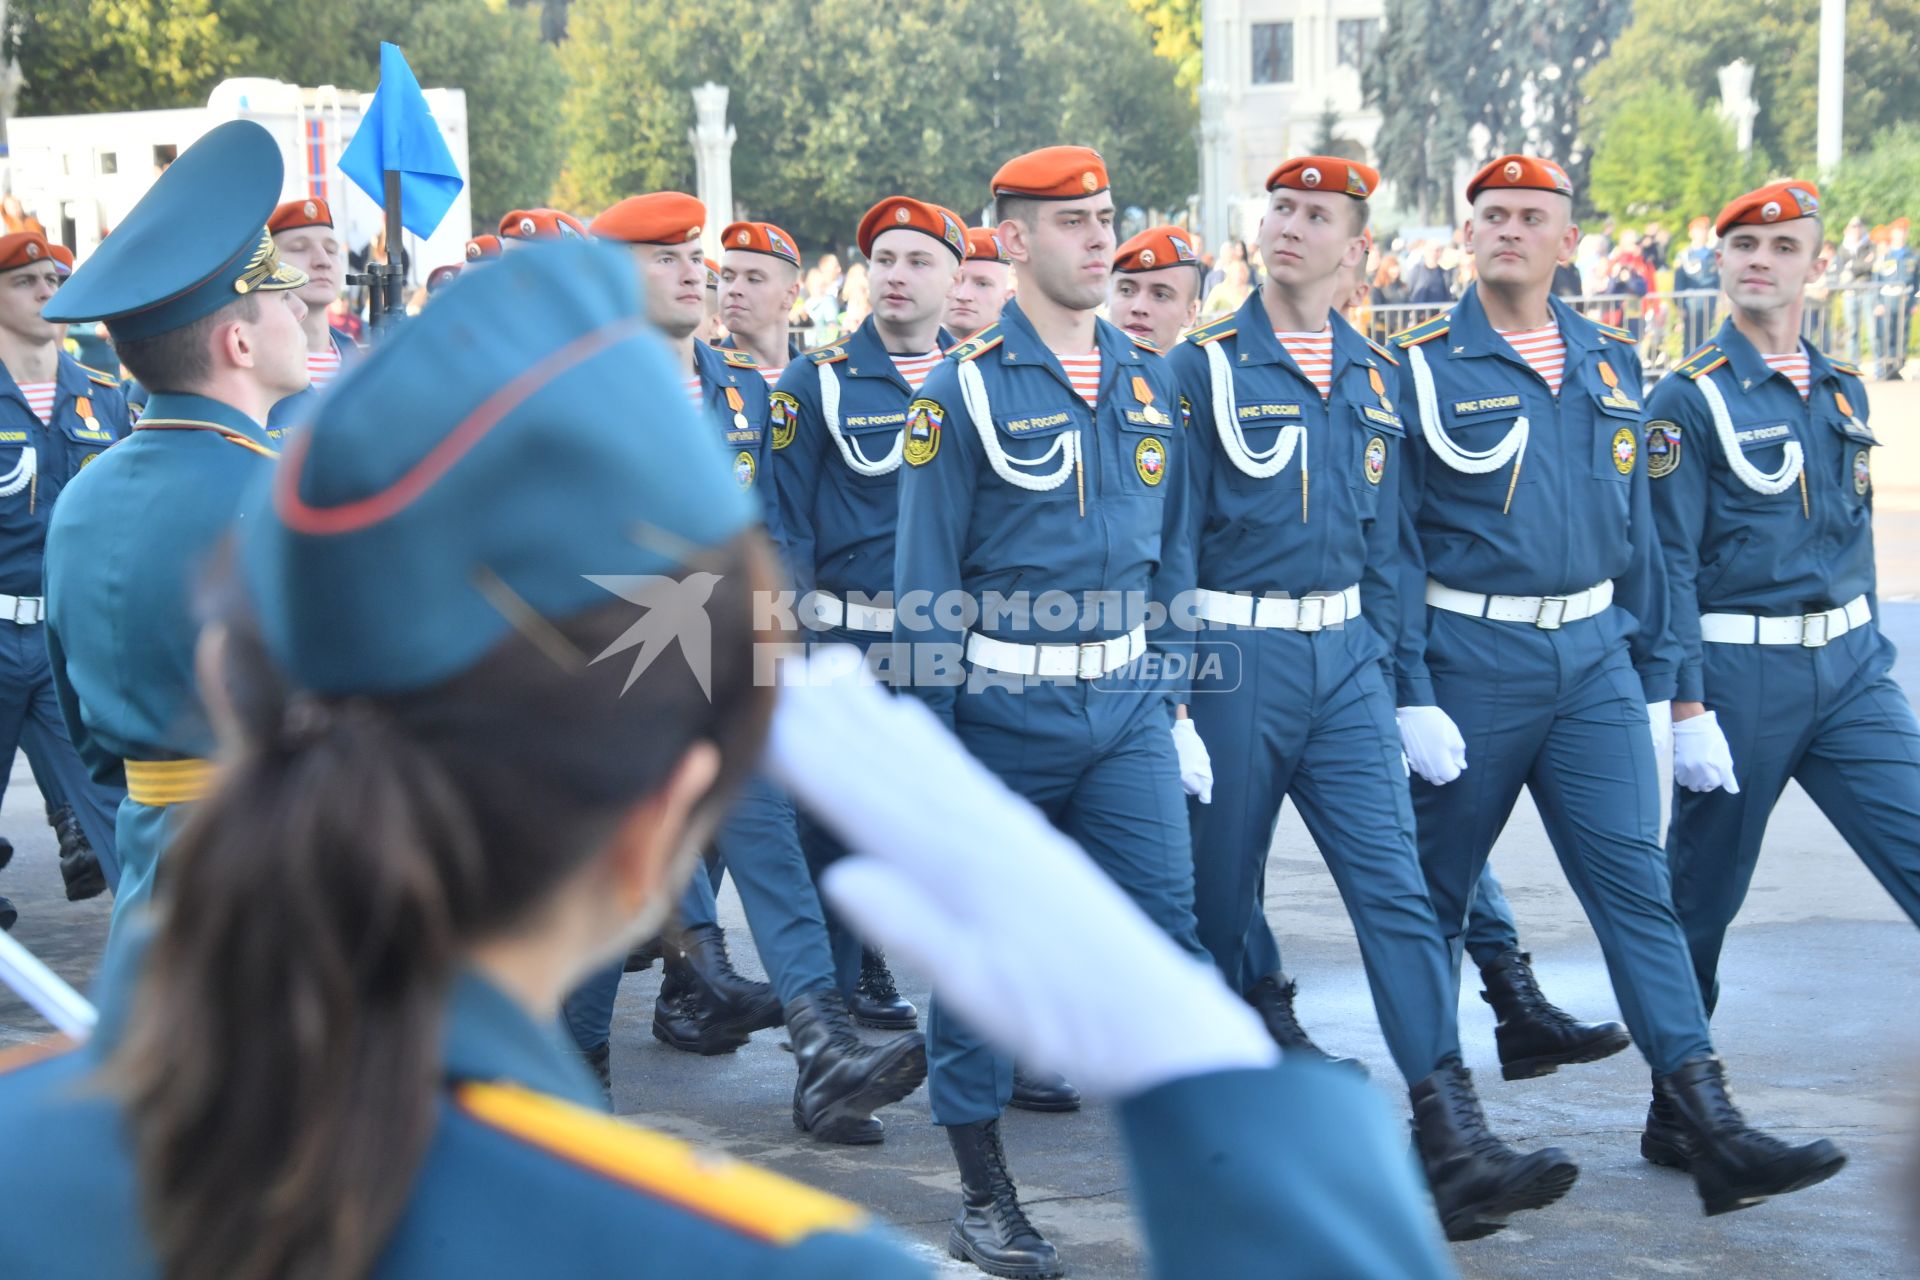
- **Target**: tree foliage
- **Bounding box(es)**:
[1587,95,1757,230]
[1127,0,1202,96]
[7,0,238,113]
[1823,124,1920,228]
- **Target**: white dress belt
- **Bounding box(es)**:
[965,625,1148,680]
[0,593,45,625]
[1699,595,1870,647]
[806,591,895,633]
[1193,585,1361,632]
[1425,578,1614,630]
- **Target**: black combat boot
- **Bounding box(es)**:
[945,1119,1064,1279]
[1654,1056,1846,1215]
[786,988,927,1145]
[1009,1065,1081,1113]
[1479,948,1631,1080]
[52,808,105,902]
[1245,973,1365,1075]
[1410,1060,1580,1240]
[0,895,15,931]
[851,946,918,1029]
[0,835,13,870]
[624,936,663,973]
[650,946,772,1056]
[1641,1085,1691,1169]
[581,1041,613,1109]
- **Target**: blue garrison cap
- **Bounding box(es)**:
[44,120,306,341]
[238,239,756,696]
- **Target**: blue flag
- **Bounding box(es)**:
[339,43,464,239]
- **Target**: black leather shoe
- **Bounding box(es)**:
[1479,948,1630,1080]
[1410,1059,1579,1240]
[851,947,918,1029]
[52,808,106,903]
[582,1040,613,1108]
[1009,1065,1081,1113]
[1655,1056,1846,1215]
[945,1119,1064,1278]
[1246,972,1365,1075]
[0,895,15,932]
[787,988,926,1144]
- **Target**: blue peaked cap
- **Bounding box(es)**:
[238,240,756,695]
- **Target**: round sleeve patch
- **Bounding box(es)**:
[1611,425,1637,475]
[904,399,943,466]
[1645,420,1681,478]
[769,392,799,450]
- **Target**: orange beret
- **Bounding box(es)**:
[1265,156,1378,199]
[1713,180,1820,237]
[1894,217,1912,233]
[465,235,503,262]
[857,196,966,261]
[720,220,800,268]
[498,208,588,242]
[589,193,704,245]
[1114,225,1199,273]
[704,259,720,289]
[1466,154,1573,202]
[269,197,333,233]
[964,228,1010,264]
[425,264,462,293]
[991,145,1108,200]
[0,231,55,273]
[49,243,75,275]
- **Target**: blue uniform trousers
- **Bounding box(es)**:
[1412,608,1713,1074]
[0,623,122,886]
[1189,622,1457,1083]
[929,677,1202,1126]
[1670,622,1920,1014]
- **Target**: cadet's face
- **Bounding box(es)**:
[1258,189,1363,288]
[274,226,342,312]
[1007,193,1116,312]
[245,290,311,395]
[720,252,799,340]
[944,260,1011,335]
[1718,218,1823,315]
[1468,193,1578,290]
[1108,267,1197,352]
[636,242,706,339]
[0,264,61,344]
[867,229,958,329]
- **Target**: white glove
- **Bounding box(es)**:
[1396,705,1468,786]
[1647,699,1673,761]
[1171,717,1213,803]
[1672,710,1741,794]
[766,653,1277,1098]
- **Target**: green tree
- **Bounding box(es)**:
[6,0,240,113]
[1127,0,1202,96]
[1587,95,1753,229]
[1824,124,1920,228]
[1366,0,1473,221]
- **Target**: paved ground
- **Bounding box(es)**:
[5,383,1920,1277]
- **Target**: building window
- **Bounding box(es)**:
[98,151,117,175]
[1337,18,1380,71]
[1251,22,1294,85]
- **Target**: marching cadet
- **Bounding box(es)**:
[0,230,128,917]
[1169,158,1576,1241]
[1643,181,1920,1160]
[265,197,361,433]
[1108,224,1201,352]
[498,207,587,246]
[1392,154,1846,1216]
[586,193,928,1144]
[717,220,804,380]
[39,121,310,947]
[943,227,1013,338]
[464,234,503,263]
[892,145,1206,1278]
[770,195,964,1039]
[0,240,1455,1280]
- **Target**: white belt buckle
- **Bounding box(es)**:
[1801,612,1831,648]
[1296,595,1327,633]
[1534,596,1568,630]
[11,597,38,625]
[1077,640,1108,680]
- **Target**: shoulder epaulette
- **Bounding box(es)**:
[458,1081,867,1245]
[77,363,119,388]
[1591,319,1635,344]
[719,347,758,369]
[1829,355,1863,378]
[1673,343,1725,381]
[1127,331,1160,352]
[0,1036,77,1077]
[949,325,1004,363]
[1389,315,1450,348]
[1364,335,1400,367]
[1185,315,1237,347]
[804,344,848,365]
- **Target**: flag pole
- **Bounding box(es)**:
[380,166,404,336]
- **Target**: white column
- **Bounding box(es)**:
[688,82,736,261]
[1817,0,1844,174]
[1199,0,1234,251]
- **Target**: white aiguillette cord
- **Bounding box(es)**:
[958,359,1077,493]
[1407,343,1527,514]
[1695,368,1804,502]
[0,930,96,1039]
[819,362,903,476]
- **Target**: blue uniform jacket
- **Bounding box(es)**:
[1643,322,1877,702]
[1169,292,1405,650]
[693,339,784,549]
[770,317,953,608]
[0,354,128,596]
[892,299,1193,723]
[1390,286,1678,704]
[265,327,364,435]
